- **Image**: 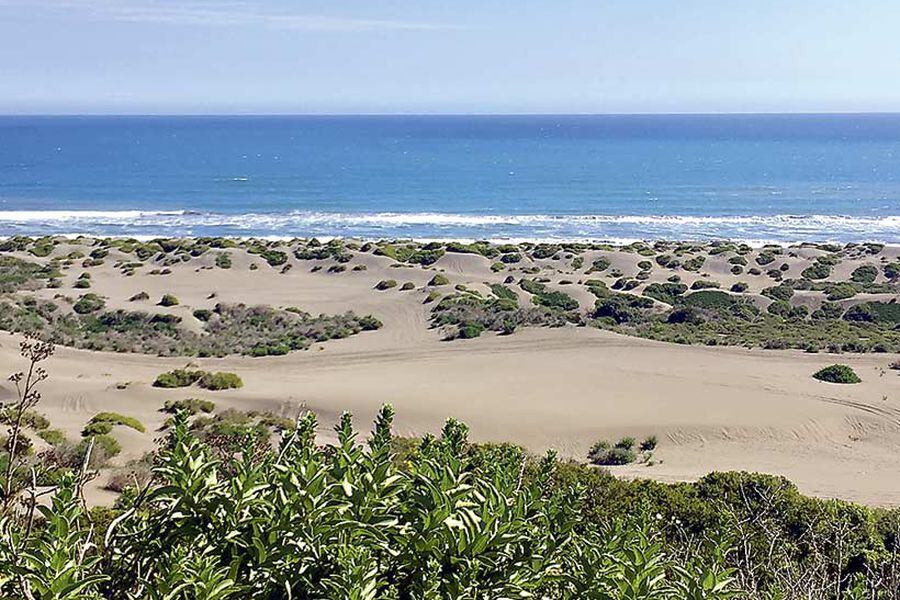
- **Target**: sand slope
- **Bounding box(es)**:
[4,323,898,505]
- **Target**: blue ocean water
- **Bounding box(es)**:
[0,114,898,243]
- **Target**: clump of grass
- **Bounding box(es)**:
[428,274,450,286]
[375,279,398,290]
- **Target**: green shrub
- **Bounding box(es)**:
[215,253,232,269]
[589,256,611,272]
[884,262,900,280]
[730,282,748,293]
[812,364,861,384]
[844,301,900,325]
[825,283,857,301]
[260,250,287,267]
[428,274,450,286]
[153,369,204,388]
[640,436,658,452]
[88,412,146,433]
[81,421,113,437]
[162,398,216,415]
[29,242,54,257]
[129,291,149,302]
[199,371,243,391]
[588,439,637,465]
[36,428,66,446]
[801,259,833,280]
[489,284,518,304]
[192,309,213,321]
[850,265,878,284]
[400,282,415,291]
[682,256,705,272]
[73,293,105,314]
[85,433,122,459]
[158,294,180,307]
[375,279,398,290]
[680,290,739,310]
[762,284,793,301]
[643,282,687,305]
[811,302,844,320]
[458,322,485,339]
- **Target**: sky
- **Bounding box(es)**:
[2,0,900,114]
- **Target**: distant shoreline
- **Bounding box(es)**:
[2,233,899,249]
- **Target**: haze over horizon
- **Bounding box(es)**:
[3,0,900,115]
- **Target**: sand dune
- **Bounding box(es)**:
[2,239,899,505]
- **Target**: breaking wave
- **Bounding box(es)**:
[0,210,896,244]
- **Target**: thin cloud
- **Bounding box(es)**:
[3,0,458,32]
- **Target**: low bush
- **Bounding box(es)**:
[428,274,450,286]
[643,282,687,305]
[36,428,66,446]
[88,411,146,433]
[199,371,243,391]
[162,398,216,415]
[153,369,204,388]
[375,279,398,290]
[812,364,861,384]
[588,438,638,465]
[158,294,180,307]
[73,293,105,314]
[851,264,878,284]
[215,253,232,269]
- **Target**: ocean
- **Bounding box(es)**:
[1,114,898,243]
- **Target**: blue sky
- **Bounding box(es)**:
[2,0,900,114]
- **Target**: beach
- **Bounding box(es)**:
[1,236,898,505]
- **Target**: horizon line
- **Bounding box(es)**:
[3,110,900,118]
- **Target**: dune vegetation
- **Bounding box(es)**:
[0,236,898,354]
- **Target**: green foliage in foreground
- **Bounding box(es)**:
[0,407,738,599]
[6,399,900,597]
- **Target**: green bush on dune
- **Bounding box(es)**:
[158,293,180,307]
[812,364,861,384]
[198,371,243,391]
[153,368,204,388]
[153,369,242,390]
